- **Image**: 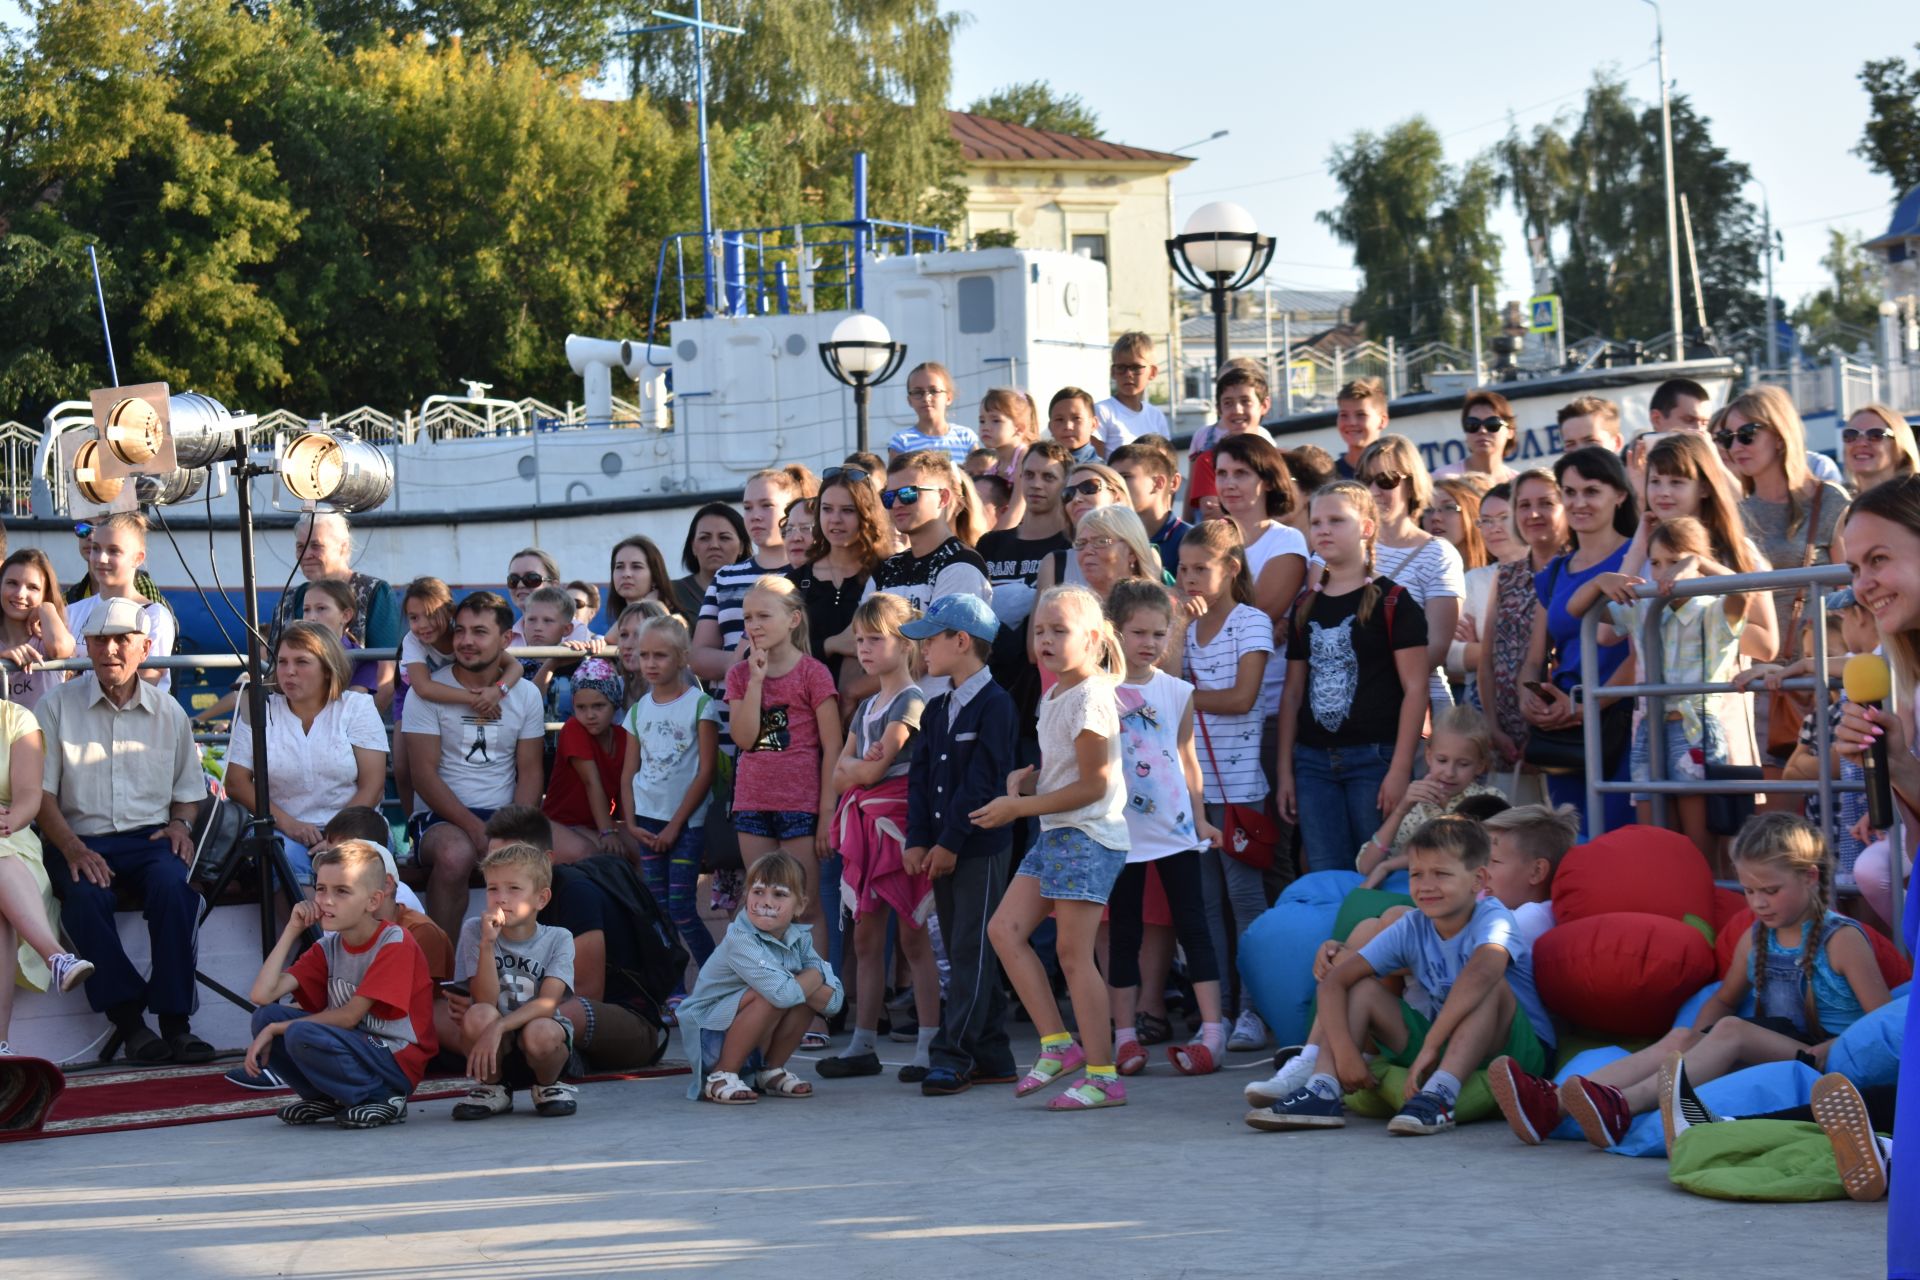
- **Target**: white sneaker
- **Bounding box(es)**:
[451,1084,513,1121]
[0,1042,14,1056]
[1244,1049,1314,1106]
[1228,1009,1269,1053]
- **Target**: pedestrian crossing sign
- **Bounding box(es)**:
[1529,295,1562,334]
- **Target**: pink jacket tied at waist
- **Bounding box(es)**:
[832,775,933,926]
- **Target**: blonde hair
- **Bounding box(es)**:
[1727,385,1818,531]
[310,838,388,894]
[1073,504,1159,583]
[851,592,918,642]
[748,850,810,903]
[1481,803,1581,874]
[273,620,353,702]
[480,841,553,894]
[745,574,810,654]
[1847,403,1920,487]
[1177,519,1254,605]
[1295,481,1386,636]
[1430,705,1493,770]
[750,464,818,501]
[1063,461,1129,533]
[637,611,690,656]
[893,449,989,546]
[1730,812,1834,1039]
[1356,433,1433,518]
[1647,515,1715,563]
[982,387,1039,442]
[1034,584,1121,676]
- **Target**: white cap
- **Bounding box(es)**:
[81,597,152,638]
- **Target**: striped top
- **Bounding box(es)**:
[886,424,982,465]
[700,555,784,749]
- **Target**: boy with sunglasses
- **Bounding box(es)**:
[1095,332,1170,457]
[865,452,992,693]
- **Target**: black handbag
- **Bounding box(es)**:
[1523,556,1632,776]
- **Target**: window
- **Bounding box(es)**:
[1071,233,1109,264]
[957,276,995,334]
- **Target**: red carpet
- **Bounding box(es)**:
[1,1059,688,1143]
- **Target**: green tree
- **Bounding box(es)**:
[280,0,625,74]
[1857,43,1920,194]
[1318,117,1501,347]
[1497,76,1763,343]
[1792,229,1882,338]
[965,81,1102,138]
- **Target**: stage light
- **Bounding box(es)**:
[280,431,394,513]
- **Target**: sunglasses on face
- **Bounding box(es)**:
[1363,472,1405,492]
[821,465,870,486]
[506,572,547,590]
[1064,479,1110,498]
[880,484,946,509]
[1462,416,1508,434]
[1842,427,1895,445]
[1714,425,1765,449]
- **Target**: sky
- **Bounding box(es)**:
[945,0,1915,322]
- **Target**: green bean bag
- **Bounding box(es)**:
[1666,1119,1847,1202]
[1343,1063,1498,1123]
[1331,887,1414,945]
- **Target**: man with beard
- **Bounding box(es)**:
[402,591,545,936]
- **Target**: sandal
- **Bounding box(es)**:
[758,1067,813,1098]
[1115,1039,1148,1077]
[702,1070,758,1104]
[1168,1040,1217,1076]
[799,1031,830,1051]
[1135,1011,1172,1046]
[1014,1041,1086,1097]
[105,1023,170,1064]
[166,1030,215,1065]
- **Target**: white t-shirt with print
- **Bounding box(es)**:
[400,667,546,813]
[624,684,722,824]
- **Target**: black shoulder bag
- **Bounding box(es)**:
[1522,557,1633,776]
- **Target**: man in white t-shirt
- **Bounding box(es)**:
[1094,331,1170,457]
[402,591,546,936]
[64,512,177,695]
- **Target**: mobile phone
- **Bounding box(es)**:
[438,981,469,998]
[1523,680,1553,700]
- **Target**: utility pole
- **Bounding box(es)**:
[1645,0,1684,360]
[1755,177,1779,372]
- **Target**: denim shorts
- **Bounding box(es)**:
[733,809,817,840]
[700,1026,766,1075]
[1015,827,1127,905]
[1629,710,1728,803]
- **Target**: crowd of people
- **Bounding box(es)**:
[0,333,1909,1229]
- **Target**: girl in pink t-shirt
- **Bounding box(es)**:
[725,575,842,1043]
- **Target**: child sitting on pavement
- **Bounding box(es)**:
[449,842,579,1120]
[680,851,845,1104]
[1245,815,1554,1135]
[244,840,438,1130]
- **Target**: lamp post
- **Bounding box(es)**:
[819,313,906,455]
[1166,201,1274,379]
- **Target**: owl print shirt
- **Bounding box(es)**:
[1283,576,1428,750]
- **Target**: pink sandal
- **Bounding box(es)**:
[1014,1041,1086,1096]
[1046,1075,1128,1110]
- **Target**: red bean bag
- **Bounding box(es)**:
[1711,888,1746,936]
[1715,907,1913,989]
[1534,912,1719,1037]
[1551,825,1716,925]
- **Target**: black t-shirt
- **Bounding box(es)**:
[975,528,1070,589]
[542,865,646,1009]
[1284,575,1428,749]
[787,562,869,683]
[866,536,991,614]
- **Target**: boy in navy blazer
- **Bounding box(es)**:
[902,594,1019,1095]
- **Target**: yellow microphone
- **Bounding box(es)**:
[1843,653,1895,828]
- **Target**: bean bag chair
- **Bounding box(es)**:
[1671,980,1755,1030]
[1331,886,1413,945]
[1711,887,1746,936]
[1535,912,1718,1037]
[1239,871,1360,1047]
[1609,1060,1823,1157]
[1714,908,1913,989]
[1667,1119,1850,1201]
[1551,825,1714,925]
[1344,1065,1498,1125]
[1828,994,1908,1089]
[0,1056,65,1139]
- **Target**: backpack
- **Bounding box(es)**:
[545,854,691,1056]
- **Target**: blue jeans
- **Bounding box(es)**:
[634,817,716,969]
[1291,742,1393,874]
[251,1004,411,1105]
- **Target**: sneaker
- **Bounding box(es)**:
[1245,1087,1346,1131]
[1244,1049,1315,1107]
[897,1063,931,1084]
[277,1097,344,1126]
[452,1084,514,1121]
[532,1082,578,1117]
[1488,1055,1563,1146]
[1811,1073,1889,1202]
[48,953,94,994]
[920,1067,971,1097]
[1227,1009,1269,1053]
[1387,1089,1456,1136]
[0,1042,13,1056]
[1560,1075,1632,1150]
[225,1064,287,1091]
[817,1051,882,1079]
[1013,1041,1085,1097]
[967,1066,1019,1086]
[336,1096,407,1129]
[1657,1052,1720,1156]
[1046,1075,1127,1110]
[887,1018,920,1043]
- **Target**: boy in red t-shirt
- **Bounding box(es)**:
[543,658,634,865]
[245,840,439,1129]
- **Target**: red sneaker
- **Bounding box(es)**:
[1560,1075,1632,1150]
[1488,1055,1562,1146]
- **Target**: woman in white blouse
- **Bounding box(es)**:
[1355,434,1466,710]
[225,622,388,888]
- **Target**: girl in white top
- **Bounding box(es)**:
[1356,434,1465,710]
[224,623,388,888]
[975,585,1130,1110]
[0,549,73,711]
[1212,433,1308,719]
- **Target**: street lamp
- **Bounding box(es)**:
[1166,201,1274,375]
[819,313,907,455]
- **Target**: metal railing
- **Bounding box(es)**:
[1576,562,1905,953]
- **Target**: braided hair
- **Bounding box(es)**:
[1731,812,1833,1039]
[1292,480,1384,641]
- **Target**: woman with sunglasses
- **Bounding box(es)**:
[505,547,594,648]
[1517,447,1639,833]
[1434,390,1519,486]
[1479,472,1569,780]
[1356,435,1464,712]
[804,469,892,689]
[1840,404,1920,496]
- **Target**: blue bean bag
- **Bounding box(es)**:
[1670,981,1755,1029]
[1238,871,1361,1046]
[1550,1058,1825,1156]
[1828,994,1908,1090]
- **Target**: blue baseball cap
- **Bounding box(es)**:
[900,593,1000,644]
[1825,586,1858,611]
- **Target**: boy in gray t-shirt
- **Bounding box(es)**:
[449,843,579,1119]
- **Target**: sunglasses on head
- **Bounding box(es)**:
[1462,416,1508,434]
[73,521,93,540]
[1363,472,1405,492]
[1064,479,1109,498]
[1713,425,1765,449]
[822,465,870,486]
[506,572,547,590]
[1842,426,1895,445]
[880,484,945,509]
